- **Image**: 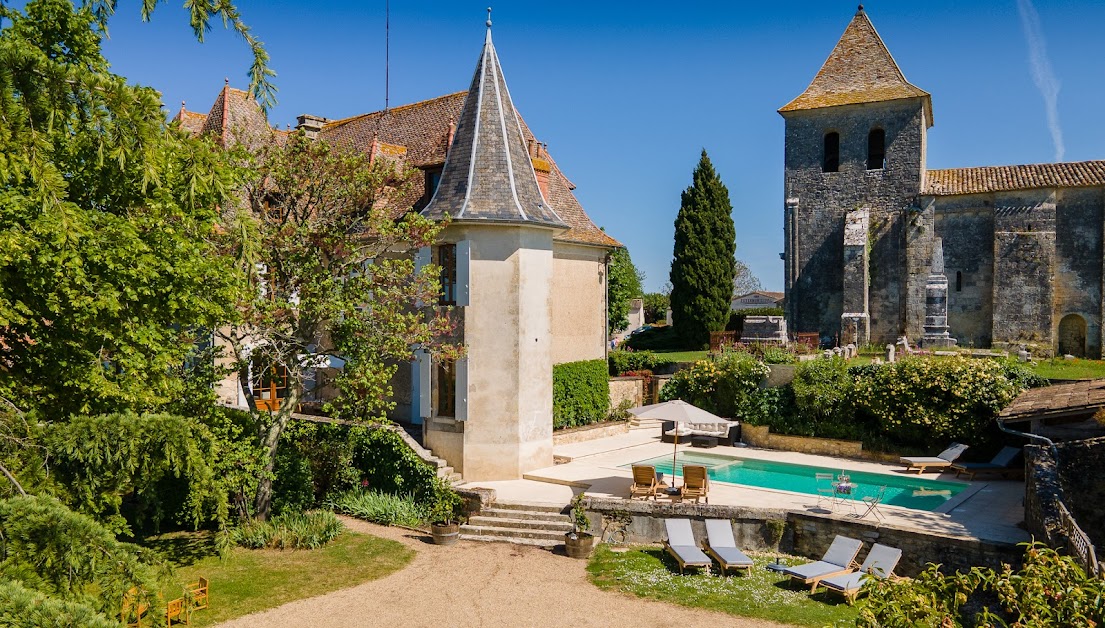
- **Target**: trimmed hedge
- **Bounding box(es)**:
[609,350,676,376]
[553,359,610,429]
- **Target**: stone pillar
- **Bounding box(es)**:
[921,238,957,348]
[841,209,870,346]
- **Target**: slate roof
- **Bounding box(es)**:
[420,27,566,229]
[924,161,1105,196]
[779,7,933,126]
[999,379,1105,424]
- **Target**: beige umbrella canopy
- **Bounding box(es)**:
[628,400,733,486]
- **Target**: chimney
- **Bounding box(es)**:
[530,140,551,200]
[295,114,329,139]
[447,121,457,150]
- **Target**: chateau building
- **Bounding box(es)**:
[781,6,1105,356]
[177,22,618,479]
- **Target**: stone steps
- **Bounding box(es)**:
[459,501,571,547]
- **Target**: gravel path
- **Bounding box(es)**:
[216,516,794,628]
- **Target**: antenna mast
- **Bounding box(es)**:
[385,0,390,111]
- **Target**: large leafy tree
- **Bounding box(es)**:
[669,150,736,348]
[218,133,458,520]
[0,0,270,417]
[607,246,644,334]
[733,259,763,295]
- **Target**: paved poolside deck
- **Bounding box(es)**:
[464,428,1030,545]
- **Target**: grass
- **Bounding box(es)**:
[1029,358,1105,380]
[146,529,414,626]
[654,350,709,363]
[587,545,860,628]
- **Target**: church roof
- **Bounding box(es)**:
[420,25,567,230]
[925,160,1105,196]
[779,6,933,126]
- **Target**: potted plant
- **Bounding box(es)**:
[428,480,464,546]
[564,492,594,559]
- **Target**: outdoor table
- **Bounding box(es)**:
[834,481,858,514]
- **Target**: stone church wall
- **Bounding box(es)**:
[783,99,927,344]
[990,191,1057,350]
[933,198,996,348]
[1054,187,1104,358]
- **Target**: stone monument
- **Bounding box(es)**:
[921,238,957,348]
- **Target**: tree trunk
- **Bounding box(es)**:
[252,388,300,520]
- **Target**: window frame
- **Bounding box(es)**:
[438,244,457,306]
[822,132,840,173]
[867,128,886,170]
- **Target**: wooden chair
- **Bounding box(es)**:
[681,465,709,504]
[186,577,208,612]
[630,465,667,500]
[166,597,188,626]
[122,587,149,628]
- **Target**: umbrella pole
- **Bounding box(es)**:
[672,431,679,491]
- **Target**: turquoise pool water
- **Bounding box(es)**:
[626,451,967,512]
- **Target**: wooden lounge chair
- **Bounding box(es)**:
[780,535,863,591]
[186,574,207,610]
[951,446,1022,480]
[681,465,709,504]
[813,543,903,603]
[703,519,754,575]
[630,465,667,500]
[663,518,713,574]
[900,443,968,474]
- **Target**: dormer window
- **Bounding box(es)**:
[823,132,840,173]
[867,129,885,170]
[425,167,443,199]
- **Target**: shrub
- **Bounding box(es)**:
[0,496,169,623]
[1000,359,1050,390]
[328,489,426,528]
[660,353,768,418]
[351,428,439,504]
[425,478,464,525]
[0,580,117,628]
[553,359,610,429]
[760,345,796,365]
[622,325,688,351]
[860,543,1105,627]
[232,510,344,549]
[791,357,856,429]
[609,350,676,376]
[853,356,1022,446]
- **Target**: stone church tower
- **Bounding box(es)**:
[418,20,568,480]
[779,6,933,346]
[781,6,1105,357]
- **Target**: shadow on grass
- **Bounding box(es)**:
[139,530,219,567]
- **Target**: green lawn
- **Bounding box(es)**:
[1029,358,1105,380]
[654,350,709,363]
[587,545,859,628]
[146,529,413,626]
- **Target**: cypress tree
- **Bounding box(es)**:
[669,150,736,348]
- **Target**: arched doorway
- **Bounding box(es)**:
[1058,314,1087,358]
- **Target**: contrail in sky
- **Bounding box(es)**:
[1016,0,1064,162]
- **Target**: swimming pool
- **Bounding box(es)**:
[626,451,968,512]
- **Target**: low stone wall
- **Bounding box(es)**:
[553,420,630,446]
[608,376,645,409]
[1024,444,1064,545]
[1051,436,1105,547]
[585,497,1021,577]
[763,364,796,388]
[741,424,864,458]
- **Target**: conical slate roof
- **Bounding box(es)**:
[779,6,932,126]
[421,24,567,228]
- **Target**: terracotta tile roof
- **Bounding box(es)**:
[999,379,1105,423]
[779,8,932,126]
[172,105,208,136]
[182,81,617,248]
[925,161,1105,196]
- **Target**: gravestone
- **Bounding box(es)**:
[921,238,958,348]
[886,344,896,363]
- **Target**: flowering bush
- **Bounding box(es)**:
[860,543,1105,627]
[853,356,1022,445]
[660,353,768,418]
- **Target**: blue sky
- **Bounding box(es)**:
[98,1,1105,292]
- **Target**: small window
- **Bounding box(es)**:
[955,271,963,292]
[867,129,885,170]
[436,360,456,417]
[438,244,457,306]
[823,132,840,173]
[426,168,442,198]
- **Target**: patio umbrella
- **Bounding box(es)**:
[627,400,733,487]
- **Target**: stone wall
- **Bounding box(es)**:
[1024,443,1064,545]
[1052,436,1105,548]
[553,420,629,446]
[608,376,645,410]
[932,197,995,347]
[585,497,1020,577]
[741,424,865,459]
